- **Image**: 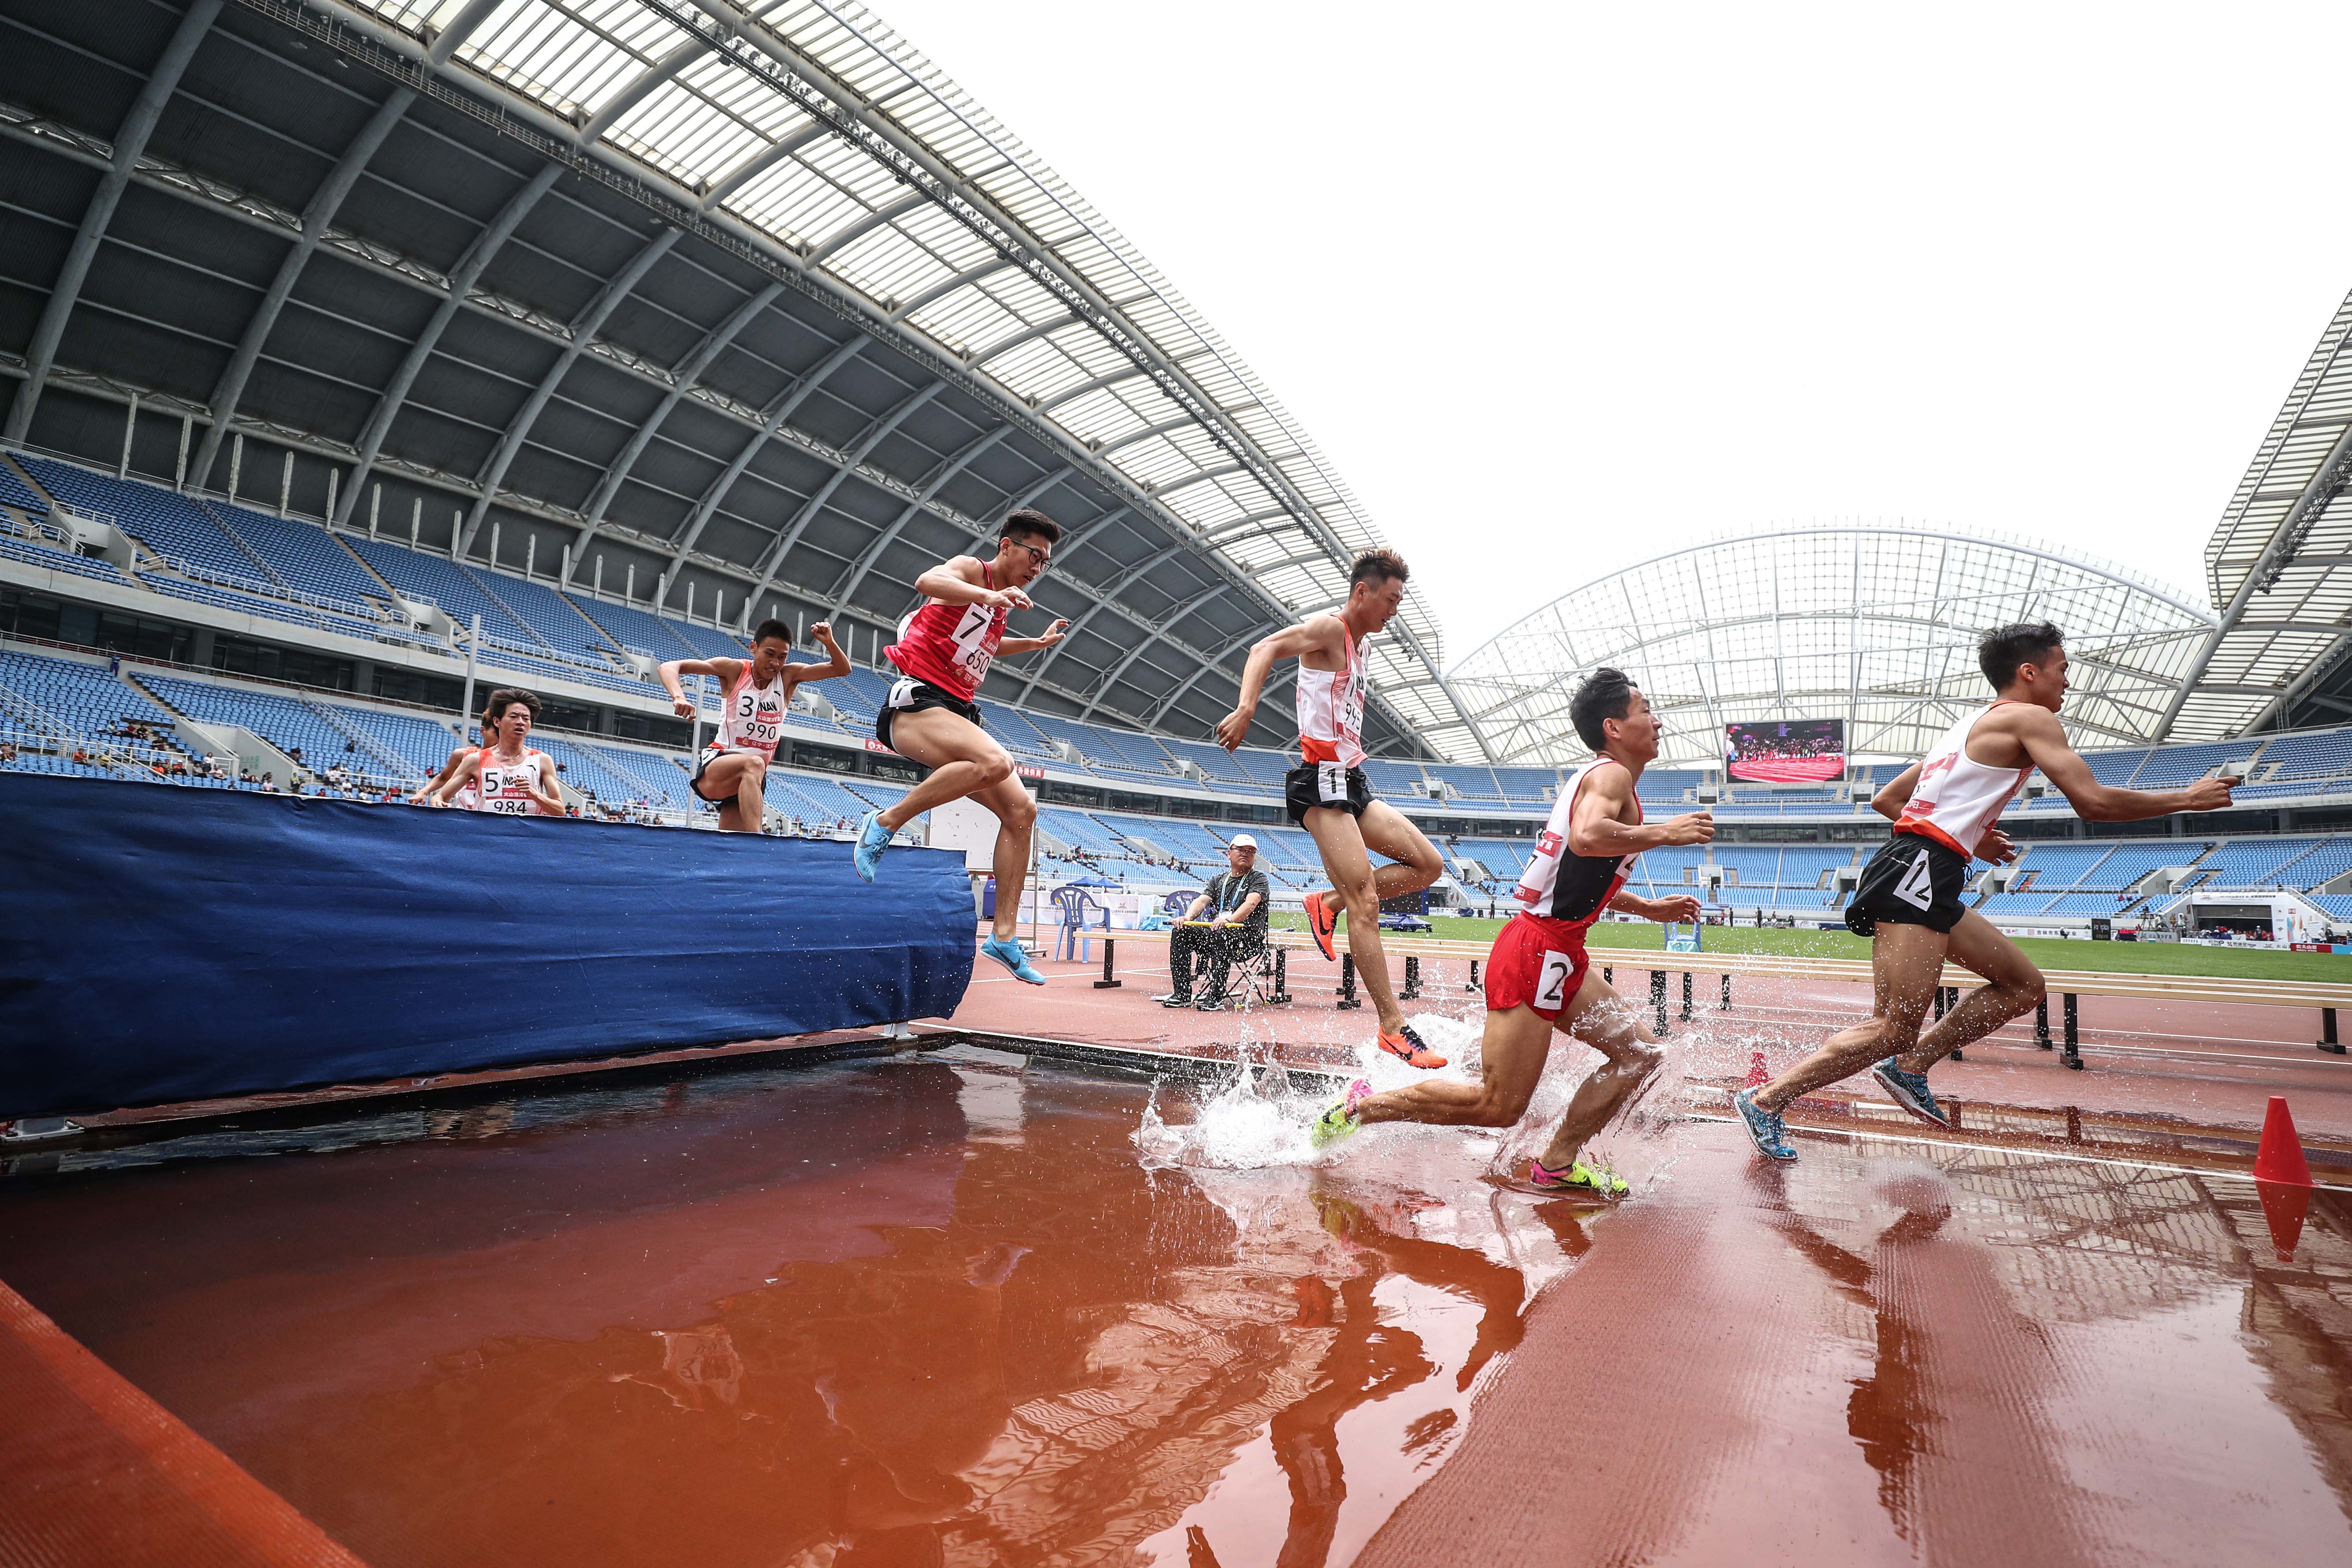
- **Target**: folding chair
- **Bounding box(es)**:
[1198,927,1283,1012]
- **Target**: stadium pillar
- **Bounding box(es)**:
[175,414,190,491]
[117,394,135,479]
[460,614,480,732]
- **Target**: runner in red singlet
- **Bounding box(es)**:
[656,618,848,833]
[1733,622,2240,1161]
[1311,669,1715,1198]
[1216,549,1448,1067]
[852,510,1069,985]
[430,688,567,817]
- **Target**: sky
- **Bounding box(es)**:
[870,0,2352,668]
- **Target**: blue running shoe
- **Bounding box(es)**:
[1734,1087,1797,1162]
[980,934,1045,985]
[852,811,890,883]
[1873,1058,1949,1127]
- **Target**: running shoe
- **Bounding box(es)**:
[1155,992,1195,1008]
[979,934,1045,985]
[1309,1079,1374,1150]
[1733,1087,1797,1162]
[1301,891,1337,962]
[1872,1057,1950,1127]
[852,811,891,883]
[1378,1023,1448,1070]
[1528,1158,1628,1199]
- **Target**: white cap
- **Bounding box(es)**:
[1229,833,1258,850]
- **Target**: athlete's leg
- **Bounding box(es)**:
[1751,922,1947,1114]
[968,771,1037,944]
[875,708,1014,830]
[1301,806,1411,1033]
[1355,1002,1553,1130]
[1538,970,1663,1171]
[698,752,765,833]
[1894,910,2044,1071]
[1298,800,1444,912]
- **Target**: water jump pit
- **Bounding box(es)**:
[4,971,2350,1568]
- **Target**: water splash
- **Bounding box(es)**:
[1132,1039,1323,1170]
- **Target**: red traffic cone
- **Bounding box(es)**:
[2252,1096,2313,1187]
[2256,1180,2311,1262]
[1744,1051,1769,1089]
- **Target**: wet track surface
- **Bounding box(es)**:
[2,1042,2348,1567]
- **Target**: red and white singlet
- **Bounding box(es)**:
[886,562,1008,702]
[472,747,556,816]
[711,661,791,762]
[1512,756,1641,929]
[451,744,486,810]
[1892,702,2032,858]
[1292,614,1368,767]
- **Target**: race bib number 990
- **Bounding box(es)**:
[1317,762,1348,803]
[1535,950,1573,1010]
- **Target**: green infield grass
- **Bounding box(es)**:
[1266,911,2349,982]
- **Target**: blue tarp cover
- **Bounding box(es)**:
[0,774,974,1117]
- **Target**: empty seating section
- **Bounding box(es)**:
[2128,741,2244,788]
[201,501,385,611]
[2076,843,2205,891]
[584,743,694,810]
[2081,749,2148,787]
[666,620,755,662]
[349,536,532,647]
[1078,724,1175,777]
[2283,839,2352,889]
[21,458,273,588]
[325,704,458,778]
[1778,847,1853,886]
[1490,766,1558,802]
[827,667,892,726]
[1426,763,1499,799]
[474,569,609,662]
[2259,728,2352,783]
[565,593,698,659]
[0,533,131,585]
[1359,758,1428,796]
[976,700,1056,758]
[1038,807,1125,859]
[0,650,175,743]
[526,735,641,806]
[0,460,49,515]
[2310,894,2352,920]
[2199,838,2324,889]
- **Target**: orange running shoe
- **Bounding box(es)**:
[1378,1023,1447,1070]
[1302,890,1338,961]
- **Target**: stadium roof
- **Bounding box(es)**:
[1448,523,2219,768]
[2163,282,2352,741]
[0,0,1473,756]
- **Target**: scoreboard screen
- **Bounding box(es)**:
[1725,718,1845,784]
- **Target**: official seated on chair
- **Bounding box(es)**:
[1159,835,1270,1009]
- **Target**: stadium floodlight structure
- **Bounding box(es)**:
[0,0,1474,757]
[1448,523,2218,768]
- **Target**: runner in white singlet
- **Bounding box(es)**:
[410,694,507,808]
[1733,622,2240,1163]
[847,510,1071,987]
[430,688,568,818]
[657,618,848,833]
[1216,549,1448,1069]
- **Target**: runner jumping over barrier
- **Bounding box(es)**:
[1311,668,1714,1196]
[1216,549,1448,1067]
[852,509,1069,985]
[1733,621,2238,1161]
[660,619,848,833]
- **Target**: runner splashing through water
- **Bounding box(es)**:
[1311,669,1714,1196]
[1217,549,1448,1068]
[1732,622,2238,1161]
[853,510,1069,985]
[659,619,848,833]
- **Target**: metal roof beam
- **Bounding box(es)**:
[191,82,414,493]
[4,0,222,444]
[741,379,945,604]
[577,38,705,146]
[1078,586,1233,721]
[968,311,1078,364]
[888,258,1015,323]
[659,330,870,570]
[458,225,681,556]
[806,191,927,265]
[561,278,784,570]
[424,0,503,64]
[1035,367,1143,412]
[331,161,563,526]
[1015,541,1200,698]
[828,425,1013,607]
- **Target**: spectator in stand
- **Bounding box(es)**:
[0,742,15,764]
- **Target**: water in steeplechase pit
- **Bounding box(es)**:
[0,1042,1617,1568]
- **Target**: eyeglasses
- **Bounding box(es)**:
[1003,537,1050,571]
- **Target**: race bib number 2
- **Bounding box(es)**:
[1317,762,1348,803]
[1893,848,1936,911]
[1535,949,1573,1010]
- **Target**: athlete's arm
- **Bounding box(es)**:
[429,752,483,806]
[2010,706,2237,821]
[659,657,739,721]
[783,623,850,688]
[1213,618,1343,751]
[526,762,568,818]
[914,555,1032,612]
[1870,762,1921,820]
[410,745,469,805]
[1567,765,1715,856]
[1183,891,1212,921]
[1610,889,1702,923]
[998,618,1071,657]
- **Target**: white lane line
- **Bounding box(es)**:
[1684,1111,2352,1190]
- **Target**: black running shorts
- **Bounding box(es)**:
[876,675,982,753]
[1285,761,1373,828]
[1845,832,1970,937]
